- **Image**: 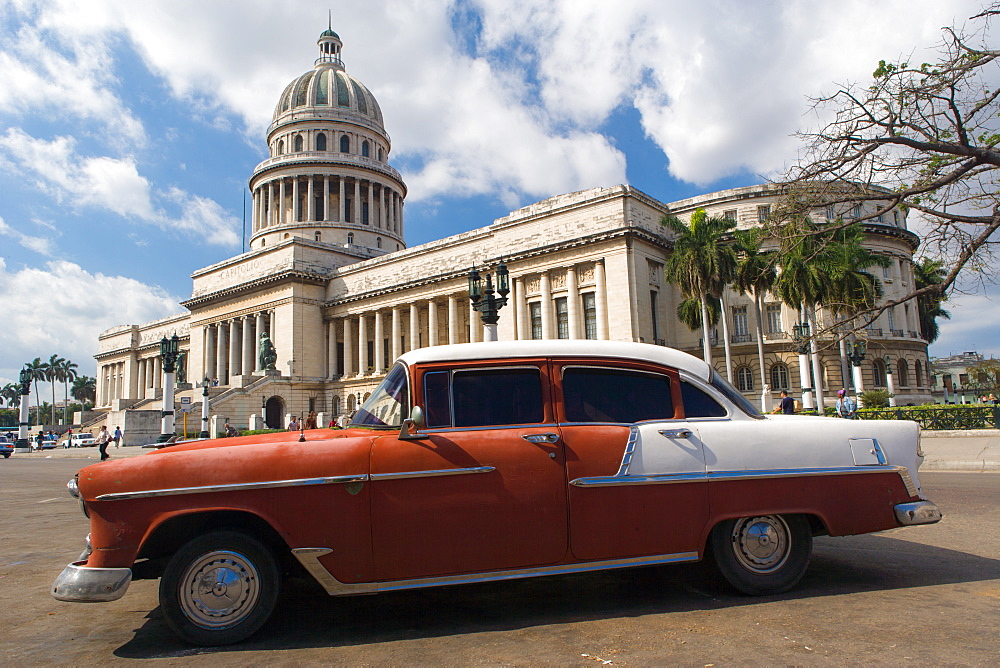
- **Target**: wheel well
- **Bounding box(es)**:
[137,510,290,564]
[703,512,830,554]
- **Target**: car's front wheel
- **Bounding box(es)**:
[159,530,280,646]
[710,514,811,595]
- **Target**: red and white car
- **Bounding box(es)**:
[52,340,941,645]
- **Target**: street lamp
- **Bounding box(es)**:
[847,340,867,405]
[261,396,267,427]
[199,377,210,439]
[884,354,898,407]
[14,366,32,452]
[468,261,510,342]
[791,321,815,410]
[157,333,180,442]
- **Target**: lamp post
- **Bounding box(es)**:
[884,355,898,407]
[261,396,267,427]
[792,321,815,410]
[847,340,867,407]
[199,377,210,439]
[158,333,180,442]
[14,366,32,452]
[468,261,510,342]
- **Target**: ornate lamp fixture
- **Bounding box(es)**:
[157,333,181,442]
[468,261,510,342]
[199,377,211,439]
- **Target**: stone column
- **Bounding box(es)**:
[338,177,345,223]
[398,196,404,234]
[368,180,375,227]
[358,313,368,375]
[279,178,286,224]
[379,185,386,229]
[448,295,459,344]
[389,190,396,232]
[138,359,147,398]
[410,303,419,350]
[567,265,581,339]
[354,179,361,226]
[242,315,254,378]
[374,310,385,373]
[343,318,354,376]
[540,271,553,340]
[515,277,528,340]
[229,319,240,378]
[267,181,274,227]
[292,177,300,223]
[595,260,609,340]
[154,356,162,389]
[216,322,226,384]
[469,299,480,343]
[307,175,315,222]
[204,325,214,380]
[328,320,339,377]
[428,300,438,347]
[391,307,402,361]
[323,175,331,221]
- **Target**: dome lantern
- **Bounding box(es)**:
[316,16,344,69]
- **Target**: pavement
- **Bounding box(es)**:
[10,429,1000,471]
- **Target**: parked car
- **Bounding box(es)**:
[52,340,941,646]
[0,435,12,458]
[67,433,95,448]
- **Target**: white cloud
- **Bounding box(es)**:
[929,291,1000,358]
[0,257,181,379]
[0,216,54,255]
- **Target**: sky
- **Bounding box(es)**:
[0,0,995,398]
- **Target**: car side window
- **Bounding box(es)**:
[562,367,674,423]
[680,380,728,418]
[425,367,544,428]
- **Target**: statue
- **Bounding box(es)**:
[175,352,187,384]
[259,332,277,371]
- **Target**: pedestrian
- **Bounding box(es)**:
[305,411,317,429]
[96,425,111,461]
[113,425,123,448]
[287,415,300,431]
[34,432,44,451]
[836,389,857,419]
[772,390,796,414]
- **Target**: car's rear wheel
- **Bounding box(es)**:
[159,530,279,646]
[710,514,811,595]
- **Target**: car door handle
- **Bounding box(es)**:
[522,433,559,444]
[658,428,692,439]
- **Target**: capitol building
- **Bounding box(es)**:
[92,26,931,440]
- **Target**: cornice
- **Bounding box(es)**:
[181,269,328,310]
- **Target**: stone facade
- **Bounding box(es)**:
[90,27,932,437]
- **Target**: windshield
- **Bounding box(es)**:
[350,363,409,428]
[710,369,764,418]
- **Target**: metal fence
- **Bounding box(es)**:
[858,405,1000,430]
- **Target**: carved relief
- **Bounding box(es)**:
[550,271,566,289]
[648,260,663,286]
[525,276,541,294]
[579,262,595,285]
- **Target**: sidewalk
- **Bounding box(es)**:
[20,430,1000,471]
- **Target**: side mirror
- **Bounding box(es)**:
[399,406,427,440]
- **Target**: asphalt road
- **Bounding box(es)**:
[1,459,997,665]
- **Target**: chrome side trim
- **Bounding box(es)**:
[293,548,700,597]
[897,467,918,497]
[94,474,369,501]
[413,423,559,434]
[615,426,640,476]
[572,465,912,488]
[370,466,495,481]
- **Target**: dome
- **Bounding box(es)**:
[272,67,384,129]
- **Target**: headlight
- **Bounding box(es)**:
[67,476,88,517]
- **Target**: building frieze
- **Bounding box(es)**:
[182,269,328,309]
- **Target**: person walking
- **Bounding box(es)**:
[836,389,857,419]
[97,425,111,461]
[772,390,796,414]
[113,425,123,448]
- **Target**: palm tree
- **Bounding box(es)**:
[71,375,97,408]
[732,227,778,405]
[60,359,79,425]
[1,384,20,409]
[25,357,47,425]
[913,257,951,343]
[676,295,720,334]
[662,208,737,368]
[46,354,66,425]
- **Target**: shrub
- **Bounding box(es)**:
[860,388,893,408]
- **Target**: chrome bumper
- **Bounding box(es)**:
[51,561,132,602]
[894,500,943,526]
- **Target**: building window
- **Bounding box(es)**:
[732,305,749,340]
[314,194,324,220]
[851,205,862,219]
[362,202,369,225]
[770,363,789,390]
[556,297,569,339]
[873,360,885,387]
[724,209,737,222]
[362,140,370,157]
[894,211,900,226]
[825,206,835,221]
[583,293,597,340]
[875,213,883,223]
[378,147,384,161]
[882,262,890,279]
[915,360,923,387]
[765,304,782,334]
[376,237,382,248]
[294,135,303,152]
[757,205,770,222]
[736,366,754,392]
[316,133,327,151]
[340,135,350,153]
[650,290,659,341]
[277,140,284,155]
[530,302,542,340]
[897,360,909,386]
[347,233,354,244]
[314,231,321,242]
[887,307,896,331]
[344,198,352,222]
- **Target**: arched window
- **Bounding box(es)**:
[376,237,382,248]
[873,359,885,387]
[347,233,354,244]
[347,395,356,412]
[277,140,284,155]
[915,360,923,387]
[314,231,321,242]
[283,233,290,239]
[897,360,909,386]
[736,366,754,392]
[362,140,370,157]
[333,396,341,415]
[770,363,789,391]
[340,135,350,152]
[378,147,384,161]
[294,135,303,152]
[316,133,327,151]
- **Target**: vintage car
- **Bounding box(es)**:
[0,435,12,458]
[52,340,941,646]
[67,433,95,448]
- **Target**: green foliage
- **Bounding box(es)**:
[238,429,285,436]
[859,404,1000,430]
[860,388,893,408]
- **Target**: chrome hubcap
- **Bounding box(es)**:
[179,550,260,630]
[730,516,790,574]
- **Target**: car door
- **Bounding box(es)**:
[557,362,710,561]
[370,361,568,581]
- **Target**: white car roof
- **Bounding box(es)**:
[397,340,713,381]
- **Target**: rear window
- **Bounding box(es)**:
[562,367,674,423]
[424,367,544,428]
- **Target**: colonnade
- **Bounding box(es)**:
[203,311,273,385]
[251,174,403,234]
